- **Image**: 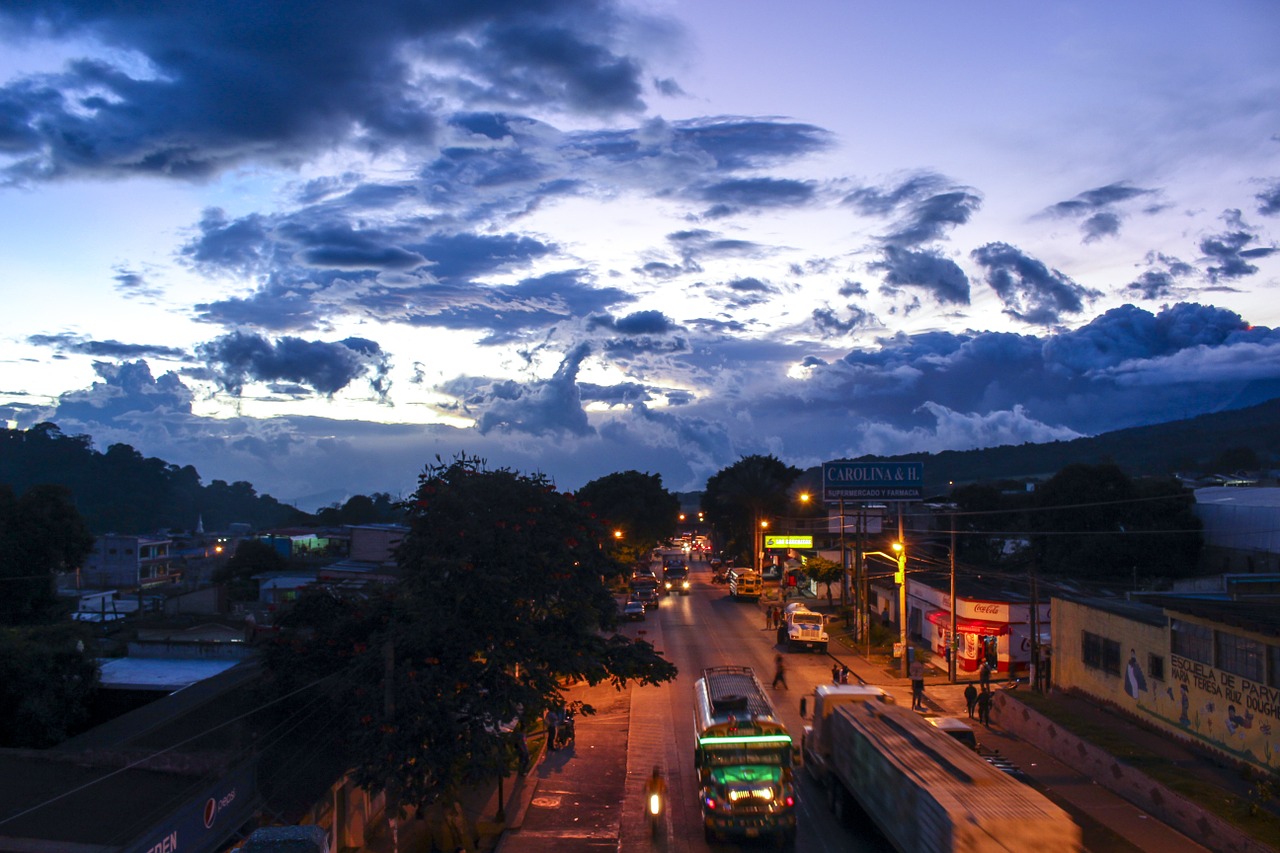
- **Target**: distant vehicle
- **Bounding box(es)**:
[663,561,691,595]
[622,600,647,621]
[726,567,762,600]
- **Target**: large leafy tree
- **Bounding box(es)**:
[214,538,289,602]
[0,484,95,624]
[702,454,802,565]
[1030,464,1201,582]
[574,470,680,564]
[262,455,676,815]
[0,622,99,746]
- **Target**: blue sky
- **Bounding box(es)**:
[1,0,1278,511]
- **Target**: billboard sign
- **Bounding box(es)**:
[822,461,923,502]
[764,535,813,548]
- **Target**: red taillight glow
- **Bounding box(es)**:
[704,797,718,810]
[784,795,795,807]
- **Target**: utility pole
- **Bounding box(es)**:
[949,517,957,684]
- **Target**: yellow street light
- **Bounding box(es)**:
[867,543,910,676]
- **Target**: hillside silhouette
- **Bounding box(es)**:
[3,399,1278,534]
[807,397,1280,494]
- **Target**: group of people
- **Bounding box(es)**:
[765,605,784,630]
[829,662,851,684]
[964,662,996,725]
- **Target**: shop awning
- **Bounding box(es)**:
[926,609,1010,636]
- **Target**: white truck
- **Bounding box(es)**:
[807,696,1081,852]
[776,602,828,652]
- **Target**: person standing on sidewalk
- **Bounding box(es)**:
[909,658,925,710]
[977,687,992,726]
[964,683,978,719]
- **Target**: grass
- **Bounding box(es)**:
[1013,689,1280,849]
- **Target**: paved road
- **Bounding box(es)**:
[496,552,1212,853]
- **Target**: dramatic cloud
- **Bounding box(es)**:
[870,247,970,305]
[474,343,593,436]
[1125,252,1197,300]
[0,0,665,183]
[28,334,187,361]
[844,172,981,248]
[971,243,1101,324]
[1258,180,1280,216]
[196,332,391,398]
[1200,210,1278,283]
[1043,182,1158,243]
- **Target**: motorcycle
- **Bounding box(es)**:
[551,709,576,749]
[647,785,665,837]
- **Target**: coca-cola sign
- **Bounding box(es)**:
[961,601,1008,620]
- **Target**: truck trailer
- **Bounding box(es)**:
[806,693,1081,852]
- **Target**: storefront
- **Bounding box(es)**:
[912,581,1050,676]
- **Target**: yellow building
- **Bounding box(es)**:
[1053,595,1280,773]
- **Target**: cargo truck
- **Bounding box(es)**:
[776,602,828,652]
[805,694,1081,852]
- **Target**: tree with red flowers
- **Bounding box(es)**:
[264,454,676,816]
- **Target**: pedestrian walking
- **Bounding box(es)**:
[977,688,992,726]
[764,606,772,629]
[772,653,788,689]
[909,659,925,710]
[964,683,978,719]
[831,663,841,684]
[979,659,991,691]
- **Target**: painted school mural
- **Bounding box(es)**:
[1052,597,1280,774]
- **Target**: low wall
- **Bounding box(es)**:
[992,690,1270,853]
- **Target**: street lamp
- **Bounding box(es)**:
[752,514,762,573]
[865,543,910,677]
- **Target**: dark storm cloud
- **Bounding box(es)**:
[401,271,635,342]
[563,116,830,173]
[184,209,273,276]
[1043,182,1157,243]
[1200,210,1278,282]
[1125,252,1196,300]
[970,242,1101,324]
[52,360,194,423]
[1258,180,1280,216]
[843,172,981,247]
[1081,211,1121,242]
[0,0,663,183]
[811,305,876,337]
[587,310,679,335]
[579,381,653,405]
[869,247,970,305]
[1041,302,1253,373]
[698,177,815,217]
[196,332,391,398]
[28,333,187,360]
[881,190,982,247]
[473,343,593,436]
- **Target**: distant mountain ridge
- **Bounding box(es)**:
[827,397,1280,494]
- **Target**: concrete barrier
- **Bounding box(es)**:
[992,690,1272,853]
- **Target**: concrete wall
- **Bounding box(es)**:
[1054,598,1280,774]
[991,690,1272,853]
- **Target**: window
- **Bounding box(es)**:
[1170,619,1212,664]
[1216,631,1264,682]
[1269,647,1280,689]
[1147,653,1165,682]
[1082,631,1121,676]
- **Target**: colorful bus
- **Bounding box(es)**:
[693,666,797,848]
[726,567,762,600]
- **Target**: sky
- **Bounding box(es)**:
[1,0,1278,512]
